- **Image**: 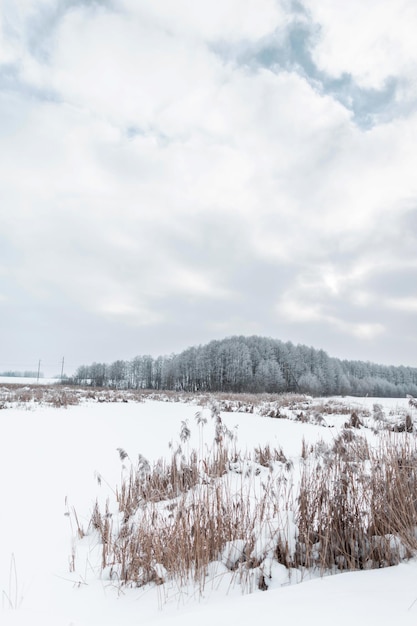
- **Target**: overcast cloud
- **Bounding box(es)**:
[0,0,416,376]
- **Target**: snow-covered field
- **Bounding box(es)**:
[0,377,60,386]
[1,392,417,626]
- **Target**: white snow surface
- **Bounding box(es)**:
[1,395,417,625]
[0,377,59,385]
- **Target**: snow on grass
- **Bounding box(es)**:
[1,392,417,625]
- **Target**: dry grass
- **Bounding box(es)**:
[70,398,417,594]
[0,385,311,412]
[296,433,417,571]
[1,554,21,610]
[89,474,299,590]
[83,404,295,591]
[0,385,147,408]
[2,386,415,438]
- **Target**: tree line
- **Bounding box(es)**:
[68,335,417,397]
[0,370,43,378]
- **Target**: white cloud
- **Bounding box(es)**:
[384,297,417,313]
[276,296,322,323]
[303,0,417,90]
[276,292,386,341]
[0,0,417,368]
[120,0,284,42]
[335,320,385,340]
[23,10,221,128]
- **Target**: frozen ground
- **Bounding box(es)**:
[1,393,417,625]
[0,377,60,385]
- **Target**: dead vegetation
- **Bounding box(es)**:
[70,397,417,594]
[1,385,415,436]
[297,433,417,571]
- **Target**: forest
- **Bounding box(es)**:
[69,336,417,397]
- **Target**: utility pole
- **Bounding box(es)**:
[61,357,65,381]
[37,359,41,383]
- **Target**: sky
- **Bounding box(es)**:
[0,0,417,377]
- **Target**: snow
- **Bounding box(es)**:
[1,394,417,625]
[0,377,59,385]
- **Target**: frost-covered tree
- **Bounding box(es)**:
[69,335,417,397]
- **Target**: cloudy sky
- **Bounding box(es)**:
[1,0,417,376]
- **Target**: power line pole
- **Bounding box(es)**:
[37,359,41,383]
[61,357,65,381]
